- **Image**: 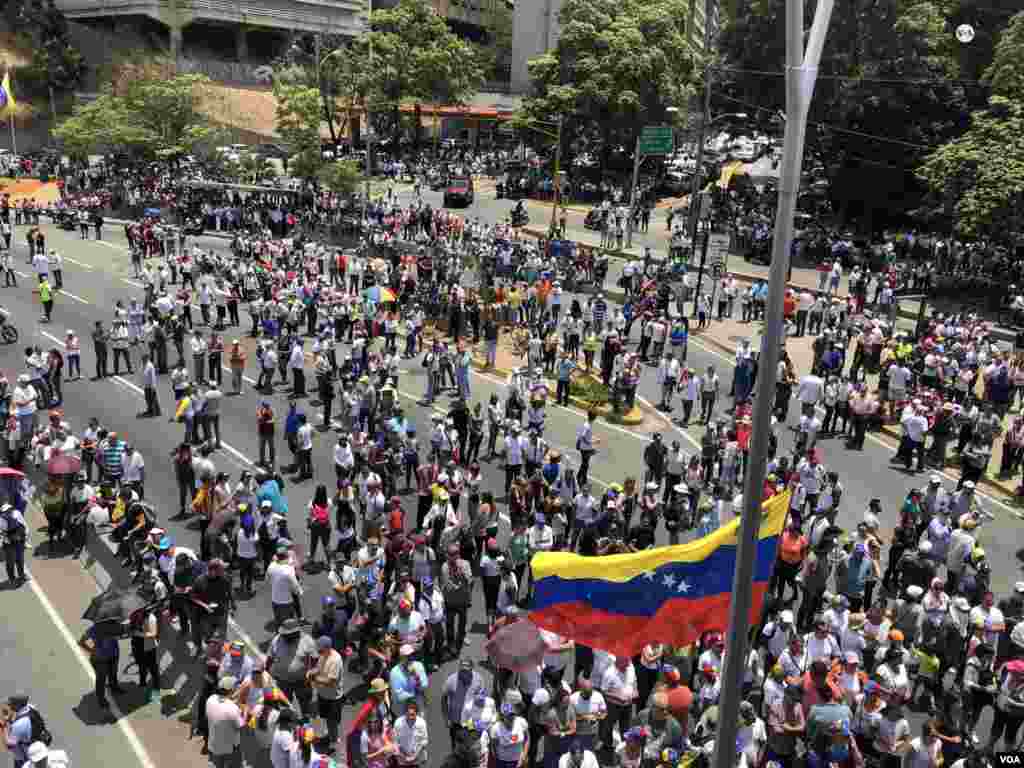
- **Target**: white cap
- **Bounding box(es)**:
[780,609,794,624]
[906,584,924,599]
[27,743,48,763]
[1015,581,1024,595]
[399,644,414,657]
[863,513,880,530]
[532,688,551,707]
[963,480,976,489]
[918,540,933,553]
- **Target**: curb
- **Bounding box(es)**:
[876,423,1020,501]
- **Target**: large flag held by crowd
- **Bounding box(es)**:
[526,492,790,658]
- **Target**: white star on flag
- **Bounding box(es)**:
[643,571,656,581]
[662,574,677,589]
[676,580,691,594]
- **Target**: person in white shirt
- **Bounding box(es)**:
[267,548,303,626]
[598,656,637,750]
[295,414,314,480]
[895,406,929,473]
[797,373,823,418]
[559,743,600,768]
[488,704,529,768]
[288,339,306,397]
[122,443,146,497]
[392,701,429,768]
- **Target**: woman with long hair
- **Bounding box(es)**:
[235,508,260,596]
[307,483,332,570]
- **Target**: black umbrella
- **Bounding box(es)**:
[82,586,147,624]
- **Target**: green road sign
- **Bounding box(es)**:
[639,125,673,155]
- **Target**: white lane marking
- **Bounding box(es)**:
[96,241,127,251]
[14,270,28,278]
[26,572,159,768]
[64,256,94,270]
[637,394,702,451]
[121,278,143,288]
[220,365,258,385]
[31,353,268,661]
[59,288,91,305]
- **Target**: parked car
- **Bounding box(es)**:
[443,176,475,207]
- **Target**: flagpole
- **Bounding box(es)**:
[709,1,832,768]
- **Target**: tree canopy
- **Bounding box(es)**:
[715,0,1018,228]
[916,11,1024,239]
[519,0,699,164]
[5,0,85,95]
[277,0,486,148]
[52,72,221,160]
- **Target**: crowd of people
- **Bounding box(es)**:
[1,170,1024,768]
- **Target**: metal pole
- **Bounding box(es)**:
[709,2,832,768]
[688,0,713,315]
[549,116,563,236]
[626,134,642,249]
[363,0,373,229]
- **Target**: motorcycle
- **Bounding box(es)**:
[584,208,606,230]
[0,307,18,344]
[182,217,204,236]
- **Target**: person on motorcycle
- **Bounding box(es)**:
[512,200,527,223]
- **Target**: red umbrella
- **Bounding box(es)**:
[485,618,552,672]
[0,467,24,478]
[46,453,81,476]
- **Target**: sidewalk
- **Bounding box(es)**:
[692,314,1023,504]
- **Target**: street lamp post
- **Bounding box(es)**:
[364,0,373,231]
[549,116,564,236]
[686,109,746,315]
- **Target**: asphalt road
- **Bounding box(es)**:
[0,218,1019,766]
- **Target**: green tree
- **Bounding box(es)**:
[984,11,1024,100]
[370,0,486,143]
[916,96,1024,239]
[318,159,362,196]
[7,0,85,95]
[916,12,1024,239]
[273,36,373,147]
[274,81,323,157]
[519,0,698,169]
[716,0,991,227]
[52,72,221,160]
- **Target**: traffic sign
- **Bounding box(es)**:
[639,125,673,155]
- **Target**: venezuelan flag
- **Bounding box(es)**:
[0,73,15,112]
[529,491,790,658]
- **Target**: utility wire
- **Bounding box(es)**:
[716,93,942,151]
[712,65,988,88]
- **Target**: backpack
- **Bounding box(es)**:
[310,503,330,527]
[27,707,53,747]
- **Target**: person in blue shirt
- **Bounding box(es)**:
[388,645,429,717]
[80,624,124,710]
[284,399,302,473]
[555,353,576,406]
[4,693,35,768]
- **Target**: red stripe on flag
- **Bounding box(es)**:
[528,583,769,658]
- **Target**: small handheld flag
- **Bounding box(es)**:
[0,73,15,112]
